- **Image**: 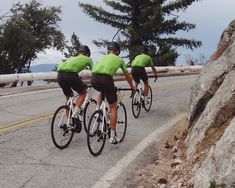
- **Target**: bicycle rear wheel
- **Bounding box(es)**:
[143,85,152,111]
[51,105,74,149]
[83,99,97,134]
[131,90,141,118]
[87,110,106,156]
[116,102,127,142]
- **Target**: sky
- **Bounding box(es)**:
[0,0,235,66]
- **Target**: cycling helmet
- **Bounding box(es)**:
[107,42,120,55]
[79,45,91,57]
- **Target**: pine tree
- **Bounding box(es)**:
[64,32,81,58]
[79,0,202,65]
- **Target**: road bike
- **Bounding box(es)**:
[131,76,157,118]
[86,87,132,156]
[51,86,96,149]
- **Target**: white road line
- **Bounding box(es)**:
[92,112,187,188]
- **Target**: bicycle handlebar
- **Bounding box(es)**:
[115,87,133,98]
[148,75,157,82]
[116,87,133,91]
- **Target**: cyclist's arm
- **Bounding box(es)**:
[151,64,158,78]
[120,59,135,90]
[124,72,135,90]
[148,56,157,78]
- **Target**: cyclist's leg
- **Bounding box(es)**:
[131,67,140,90]
[109,102,117,136]
[102,76,119,143]
[57,72,74,103]
[141,69,149,96]
[75,89,87,109]
[103,78,117,133]
[70,73,87,109]
[91,74,106,108]
[143,80,149,96]
[96,92,103,108]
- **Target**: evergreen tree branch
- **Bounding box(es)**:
[162,0,200,14]
[79,2,129,28]
[158,37,202,49]
[104,0,132,13]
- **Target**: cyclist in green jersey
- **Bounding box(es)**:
[131,46,157,99]
[57,45,93,133]
[91,42,135,144]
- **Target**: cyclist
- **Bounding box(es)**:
[57,45,93,133]
[131,45,157,101]
[91,42,135,144]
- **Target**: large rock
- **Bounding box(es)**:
[193,118,235,187]
[187,19,235,187]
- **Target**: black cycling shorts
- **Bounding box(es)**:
[131,67,148,84]
[57,72,86,97]
[91,74,117,104]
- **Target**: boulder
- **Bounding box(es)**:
[187,19,235,187]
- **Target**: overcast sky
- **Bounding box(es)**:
[0,0,235,66]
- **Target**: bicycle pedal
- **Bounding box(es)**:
[63,131,71,136]
[97,135,104,142]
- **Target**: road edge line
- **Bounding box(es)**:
[92,112,187,188]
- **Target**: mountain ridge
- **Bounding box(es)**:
[31,64,58,72]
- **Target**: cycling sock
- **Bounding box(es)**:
[72,107,82,117]
[110,130,115,138]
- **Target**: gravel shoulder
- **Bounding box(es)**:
[112,117,190,188]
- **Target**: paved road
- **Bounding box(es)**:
[0,75,197,188]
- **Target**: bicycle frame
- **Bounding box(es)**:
[131,76,156,118]
[58,86,95,129]
[89,88,129,136]
[90,99,109,136]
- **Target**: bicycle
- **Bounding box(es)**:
[86,87,132,156]
[51,86,96,149]
[131,76,157,118]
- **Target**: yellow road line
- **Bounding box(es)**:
[0,113,53,133]
[0,79,193,133]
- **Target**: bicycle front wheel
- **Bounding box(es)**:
[83,99,97,134]
[131,90,141,118]
[87,110,106,156]
[116,102,127,142]
[143,85,153,111]
[51,105,74,149]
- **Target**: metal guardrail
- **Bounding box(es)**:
[0,66,202,84]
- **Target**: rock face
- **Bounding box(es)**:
[187,19,235,187]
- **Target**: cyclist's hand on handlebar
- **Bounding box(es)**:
[130,86,135,98]
[154,75,158,82]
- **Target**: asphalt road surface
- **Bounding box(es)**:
[0,75,197,188]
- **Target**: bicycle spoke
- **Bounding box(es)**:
[144,85,153,111]
[116,103,127,142]
[83,99,97,134]
[87,110,106,156]
[51,106,74,149]
[131,90,141,118]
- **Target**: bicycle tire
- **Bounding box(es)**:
[83,99,97,134]
[87,110,106,156]
[51,105,74,149]
[131,89,141,118]
[116,102,127,142]
[143,85,153,111]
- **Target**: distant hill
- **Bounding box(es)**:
[31,64,58,72]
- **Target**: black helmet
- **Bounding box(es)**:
[107,42,120,54]
[79,45,91,57]
[140,45,149,54]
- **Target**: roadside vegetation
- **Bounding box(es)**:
[0,0,202,87]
